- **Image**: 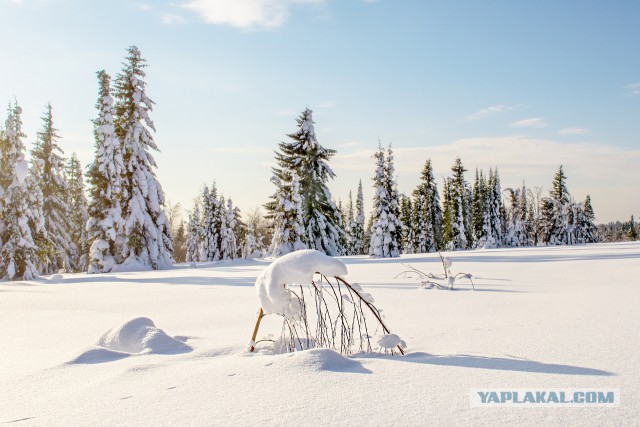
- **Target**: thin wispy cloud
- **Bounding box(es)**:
[182,0,324,30]
[558,127,589,136]
[624,82,640,96]
[465,104,516,121]
[511,117,547,128]
[331,135,640,222]
[138,3,152,11]
[162,13,187,24]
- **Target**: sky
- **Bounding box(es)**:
[1,0,639,224]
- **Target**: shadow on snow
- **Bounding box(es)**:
[389,352,615,376]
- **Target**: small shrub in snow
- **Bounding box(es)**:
[396,252,474,290]
[250,249,405,355]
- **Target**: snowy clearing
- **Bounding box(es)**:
[1,242,639,425]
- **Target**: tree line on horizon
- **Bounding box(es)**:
[2,46,637,281]
[184,109,603,262]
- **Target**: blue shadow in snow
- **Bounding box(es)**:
[393,352,615,376]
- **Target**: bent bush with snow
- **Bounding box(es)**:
[250,249,405,355]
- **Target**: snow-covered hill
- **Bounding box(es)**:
[2,243,638,425]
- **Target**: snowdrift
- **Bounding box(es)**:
[69,317,191,364]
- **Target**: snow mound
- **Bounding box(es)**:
[48,274,64,283]
[69,318,191,364]
[256,249,347,317]
[291,349,370,373]
[97,317,191,354]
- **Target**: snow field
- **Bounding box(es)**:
[1,243,638,425]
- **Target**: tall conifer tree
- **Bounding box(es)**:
[413,159,442,253]
[86,70,125,273]
[31,103,75,273]
[114,46,173,269]
[66,153,88,272]
[186,202,202,263]
[268,109,343,256]
[0,104,44,280]
[352,180,366,255]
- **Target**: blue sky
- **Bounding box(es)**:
[1,0,639,223]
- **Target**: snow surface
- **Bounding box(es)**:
[1,243,639,425]
[255,249,347,317]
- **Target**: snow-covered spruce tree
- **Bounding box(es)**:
[447,158,468,250]
[400,194,414,254]
[412,159,442,253]
[30,103,75,273]
[229,199,245,259]
[567,202,579,244]
[486,168,504,248]
[86,70,125,274]
[369,145,402,258]
[114,46,173,269]
[219,196,239,260]
[269,109,343,256]
[363,214,373,253]
[269,169,306,257]
[471,169,488,248]
[186,202,202,263]
[504,187,526,247]
[539,197,555,245]
[628,215,638,241]
[173,221,188,263]
[201,183,221,261]
[368,146,388,257]
[25,148,52,274]
[66,153,88,272]
[336,200,348,256]
[582,195,598,243]
[411,191,425,252]
[344,191,356,255]
[548,165,571,245]
[441,177,453,248]
[0,104,42,280]
[384,145,403,256]
[218,195,229,260]
[351,180,366,255]
[518,181,533,246]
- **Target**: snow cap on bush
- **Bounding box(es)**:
[255,249,347,318]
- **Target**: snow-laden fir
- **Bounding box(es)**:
[267,108,343,256]
[0,104,43,280]
[114,46,173,271]
[369,144,402,257]
[86,70,125,274]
